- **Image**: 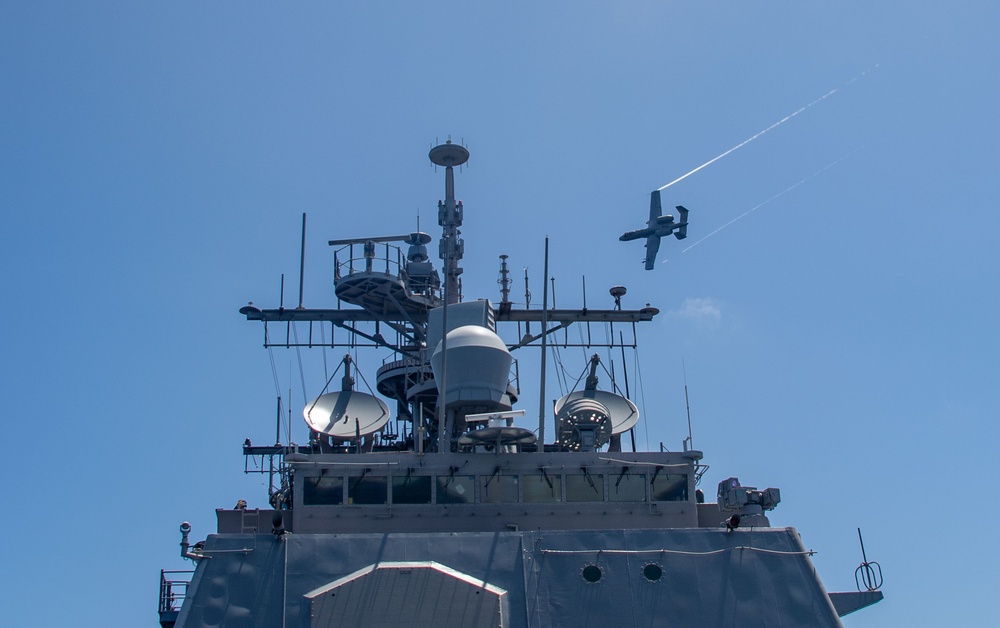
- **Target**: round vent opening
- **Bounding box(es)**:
[642,563,663,582]
[581,564,603,583]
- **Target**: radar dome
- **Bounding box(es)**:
[430,325,512,410]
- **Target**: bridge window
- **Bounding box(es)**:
[650,473,688,502]
[523,474,562,502]
[392,475,432,504]
[481,474,518,503]
[437,475,475,504]
[566,473,604,502]
[348,475,387,505]
[609,471,647,502]
[303,477,344,505]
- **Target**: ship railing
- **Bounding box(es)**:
[159,569,193,614]
[334,241,404,279]
[333,242,441,301]
[377,355,427,377]
[375,355,521,404]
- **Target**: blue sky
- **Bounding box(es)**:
[2,2,998,625]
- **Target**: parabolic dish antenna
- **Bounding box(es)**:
[553,390,639,435]
[303,391,391,439]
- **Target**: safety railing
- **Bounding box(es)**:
[159,569,194,614]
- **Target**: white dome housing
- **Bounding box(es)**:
[430,325,512,410]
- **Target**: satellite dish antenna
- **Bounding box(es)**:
[554,390,639,435]
[553,396,612,451]
[303,390,391,439]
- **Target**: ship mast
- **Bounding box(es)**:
[429,140,469,304]
[429,140,469,451]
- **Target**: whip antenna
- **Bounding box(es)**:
[682,358,694,451]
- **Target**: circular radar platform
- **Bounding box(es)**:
[429,141,470,167]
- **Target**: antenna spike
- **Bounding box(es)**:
[297,213,307,309]
[682,358,694,451]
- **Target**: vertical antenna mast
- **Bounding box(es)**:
[682,358,694,451]
[429,140,470,452]
[538,237,550,450]
[297,213,307,309]
[498,255,511,303]
[429,140,469,305]
[523,268,531,337]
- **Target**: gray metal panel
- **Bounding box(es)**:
[528,528,842,628]
[306,562,506,628]
[175,534,287,628]
[177,527,844,628]
[285,531,527,627]
[828,590,884,617]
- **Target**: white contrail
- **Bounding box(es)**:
[677,150,860,255]
[657,89,839,192]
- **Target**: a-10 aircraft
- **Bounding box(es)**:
[619,189,689,270]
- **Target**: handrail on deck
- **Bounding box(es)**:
[159,569,194,614]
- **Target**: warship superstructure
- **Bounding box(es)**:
[158,142,883,627]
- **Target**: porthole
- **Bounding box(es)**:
[581,564,603,583]
[642,563,663,582]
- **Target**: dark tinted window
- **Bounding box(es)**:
[392,475,432,504]
[481,474,518,503]
[303,477,343,505]
[566,473,604,502]
[651,473,688,502]
[437,475,475,504]
[523,474,562,502]
[348,475,387,505]
[609,471,647,502]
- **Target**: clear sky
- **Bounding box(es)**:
[2,2,997,625]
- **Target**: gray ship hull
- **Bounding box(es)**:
[176,526,849,627]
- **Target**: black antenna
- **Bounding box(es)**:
[498,255,511,303]
[855,528,883,592]
[618,331,635,451]
[682,358,694,451]
[275,395,282,445]
[537,236,550,451]
[298,213,307,309]
[280,273,288,347]
[523,267,531,338]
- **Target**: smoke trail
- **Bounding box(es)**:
[677,150,859,255]
[656,66,879,193]
[657,88,839,192]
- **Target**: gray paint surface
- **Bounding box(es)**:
[176,526,844,628]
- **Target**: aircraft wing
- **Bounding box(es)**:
[648,190,663,223]
[643,233,661,270]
